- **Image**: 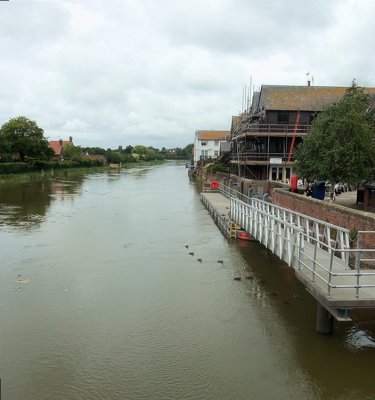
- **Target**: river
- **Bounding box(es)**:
[1,162,375,400]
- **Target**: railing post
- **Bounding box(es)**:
[312,240,318,282]
[327,251,334,297]
[355,249,361,299]
[297,231,303,270]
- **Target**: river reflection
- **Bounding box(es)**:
[1,163,375,400]
[0,177,84,230]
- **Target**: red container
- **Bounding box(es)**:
[210,181,220,190]
[290,174,298,192]
[238,232,250,240]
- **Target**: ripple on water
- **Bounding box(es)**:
[346,326,375,350]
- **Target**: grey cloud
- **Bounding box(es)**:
[0,0,374,150]
[151,0,340,55]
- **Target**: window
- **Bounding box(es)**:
[277,112,289,124]
[285,168,291,180]
[214,151,219,157]
[201,141,207,146]
[214,140,219,146]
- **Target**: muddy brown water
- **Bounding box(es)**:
[1,162,375,400]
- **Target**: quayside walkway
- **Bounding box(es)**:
[201,185,375,334]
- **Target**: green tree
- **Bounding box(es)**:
[124,145,133,154]
[62,144,82,161]
[183,143,194,157]
[81,146,106,155]
[294,82,375,186]
[106,150,122,163]
[0,116,54,161]
[132,145,147,157]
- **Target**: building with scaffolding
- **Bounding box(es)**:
[230,85,375,181]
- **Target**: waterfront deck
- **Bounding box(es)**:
[201,189,375,328]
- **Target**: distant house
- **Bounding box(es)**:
[231,85,375,181]
[48,136,74,160]
[81,153,107,163]
[193,130,230,167]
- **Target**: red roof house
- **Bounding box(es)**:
[48,136,73,159]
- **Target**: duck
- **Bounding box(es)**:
[197,258,202,263]
[217,260,224,264]
[233,277,241,281]
[189,252,194,256]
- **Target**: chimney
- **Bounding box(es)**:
[307,80,311,86]
[59,139,63,145]
[69,136,73,142]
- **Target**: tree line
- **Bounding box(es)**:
[81,144,193,164]
[0,116,193,172]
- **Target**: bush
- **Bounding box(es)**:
[206,163,230,174]
[0,154,13,163]
[0,162,34,174]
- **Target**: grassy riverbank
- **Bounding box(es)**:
[0,160,166,184]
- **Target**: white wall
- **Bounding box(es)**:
[193,137,223,166]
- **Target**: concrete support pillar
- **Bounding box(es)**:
[316,303,334,335]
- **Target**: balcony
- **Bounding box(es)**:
[233,123,311,139]
[230,151,294,165]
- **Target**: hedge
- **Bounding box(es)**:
[0,162,34,174]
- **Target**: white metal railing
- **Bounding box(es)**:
[229,195,304,267]
[297,232,375,299]
[203,183,375,300]
[223,184,350,261]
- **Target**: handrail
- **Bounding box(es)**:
[230,152,294,162]
[202,182,375,300]
[220,184,350,235]
[225,187,374,299]
[297,231,375,298]
[233,123,312,137]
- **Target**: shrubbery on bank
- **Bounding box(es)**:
[0,159,105,174]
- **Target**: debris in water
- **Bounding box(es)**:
[16,274,30,284]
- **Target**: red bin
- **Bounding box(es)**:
[210,181,220,190]
[290,175,298,192]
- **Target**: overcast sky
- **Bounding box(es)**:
[0,0,374,149]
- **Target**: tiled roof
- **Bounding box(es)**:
[256,85,375,112]
[48,140,73,156]
[195,130,230,140]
